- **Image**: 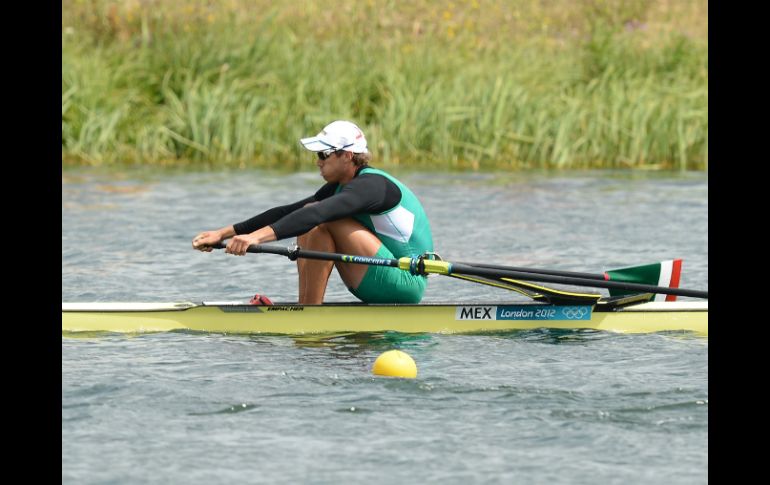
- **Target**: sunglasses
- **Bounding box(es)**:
[317,148,341,161]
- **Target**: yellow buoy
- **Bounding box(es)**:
[372,350,417,378]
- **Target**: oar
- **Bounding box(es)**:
[458,259,684,301]
[210,242,708,299]
[457,260,678,284]
[457,261,612,280]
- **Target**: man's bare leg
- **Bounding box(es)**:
[296,218,382,304]
[296,224,335,304]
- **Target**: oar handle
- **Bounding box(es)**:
[210,242,401,267]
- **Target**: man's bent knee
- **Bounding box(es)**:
[298,223,329,241]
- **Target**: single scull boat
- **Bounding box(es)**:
[62,244,708,336]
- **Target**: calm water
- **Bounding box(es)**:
[62,168,708,484]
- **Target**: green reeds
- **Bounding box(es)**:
[62,0,708,170]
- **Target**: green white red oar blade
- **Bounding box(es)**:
[605,259,682,301]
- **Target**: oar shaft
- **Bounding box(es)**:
[447,262,708,299]
[456,261,605,280]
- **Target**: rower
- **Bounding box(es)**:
[192,120,434,305]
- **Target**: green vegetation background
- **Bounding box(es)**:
[62,0,707,170]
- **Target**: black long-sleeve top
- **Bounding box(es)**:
[232,168,402,240]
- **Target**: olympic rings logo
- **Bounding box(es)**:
[563,307,589,319]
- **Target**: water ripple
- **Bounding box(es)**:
[62,168,708,485]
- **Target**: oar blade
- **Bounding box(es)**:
[606,259,682,302]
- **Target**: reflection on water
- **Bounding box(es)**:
[289,331,432,352]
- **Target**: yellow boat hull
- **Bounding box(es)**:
[62,301,708,336]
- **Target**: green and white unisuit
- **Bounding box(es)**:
[341,168,433,303]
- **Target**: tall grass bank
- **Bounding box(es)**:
[62,0,707,170]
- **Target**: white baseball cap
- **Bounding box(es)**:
[300,120,368,154]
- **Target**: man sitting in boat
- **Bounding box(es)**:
[192,120,434,304]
